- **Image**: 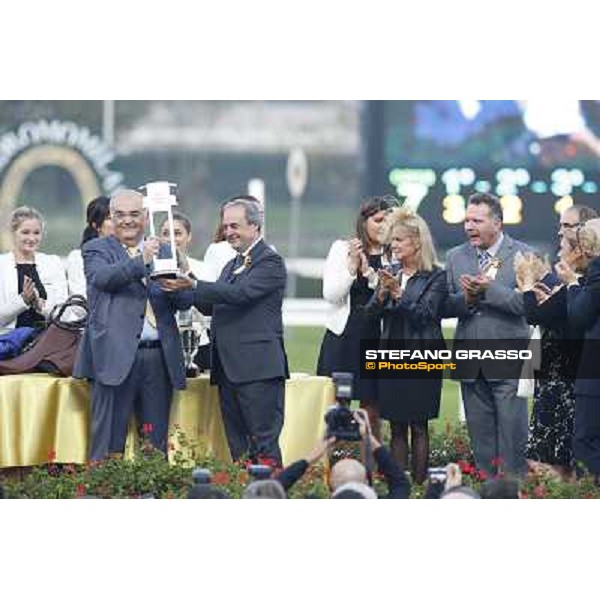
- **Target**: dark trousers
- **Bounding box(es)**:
[90,347,173,461]
[218,374,285,465]
[573,394,600,475]
[461,376,528,477]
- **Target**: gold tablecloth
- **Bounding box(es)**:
[0,373,334,468]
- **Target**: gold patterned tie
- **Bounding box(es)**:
[126,246,157,329]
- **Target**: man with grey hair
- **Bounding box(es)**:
[243,480,287,499]
[163,195,289,465]
[74,189,190,460]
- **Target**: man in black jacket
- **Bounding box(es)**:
[161,197,289,465]
[276,410,411,499]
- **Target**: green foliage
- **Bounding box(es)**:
[3,425,600,499]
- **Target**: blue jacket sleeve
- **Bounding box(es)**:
[193,254,286,307]
[84,245,147,292]
[567,258,600,331]
[386,270,448,329]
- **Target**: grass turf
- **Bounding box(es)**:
[283,326,462,427]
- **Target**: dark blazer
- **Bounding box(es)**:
[366,266,447,422]
[191,239,289,385]
[73,236,190,389]
[367,265,447,343]
[567,257,600,396]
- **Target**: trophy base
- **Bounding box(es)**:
[149,270,182,280]
[186,365,200,378]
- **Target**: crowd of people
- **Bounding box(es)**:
[318,192,600,488]
[1,188,600,498]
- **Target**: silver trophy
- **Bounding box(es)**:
[178,309,200,377]
[140,181,181,279]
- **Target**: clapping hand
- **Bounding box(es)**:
[21,275,37,306]
[555,260,578,285]
[459,274,484,304]
[378,269,401,300]
[532,281,554,304]
[347,238,367,276]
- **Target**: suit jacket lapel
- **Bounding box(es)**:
[464,243,479,275]
[225,239,266,282]
[493,235,514,285]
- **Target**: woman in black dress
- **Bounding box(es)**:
[317,196,399,438]
[516,205,598,479]
[366,207,447,484]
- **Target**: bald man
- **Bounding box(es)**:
[74,189,191,460]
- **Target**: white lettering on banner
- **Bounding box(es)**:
[0,119,123,192]
[365,349,532,361]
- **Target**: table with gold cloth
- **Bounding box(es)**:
[0,373,334,468]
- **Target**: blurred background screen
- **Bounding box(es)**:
[382,100,600,254]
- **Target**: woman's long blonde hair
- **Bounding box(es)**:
[383,206,438,272]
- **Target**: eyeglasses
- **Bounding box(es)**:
[112,210,144,221]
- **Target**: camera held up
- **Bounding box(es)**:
[324,372,361,442]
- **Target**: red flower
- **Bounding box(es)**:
[477,469,489,481]
[520,491,529,499]
[457,460,476,475]
[491,456,504,467]
[212,471,230,486]
[257,456,278,468]
[533,484,547,499]
[142,423,154,434]
[47,449,56,463]
[76,484,87,497]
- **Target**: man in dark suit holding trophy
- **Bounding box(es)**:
[162,196,289,465]
[74,189,190,461]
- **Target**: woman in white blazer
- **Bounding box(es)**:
[66,196,114,297]
[317,196,398,438]
[0,206,69,334]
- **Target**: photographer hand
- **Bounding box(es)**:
[445,463,462,491]
[305,437,336,464]
[353,409,381,450]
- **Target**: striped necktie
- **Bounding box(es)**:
[126,246,157,329]
[478,250,491,272]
